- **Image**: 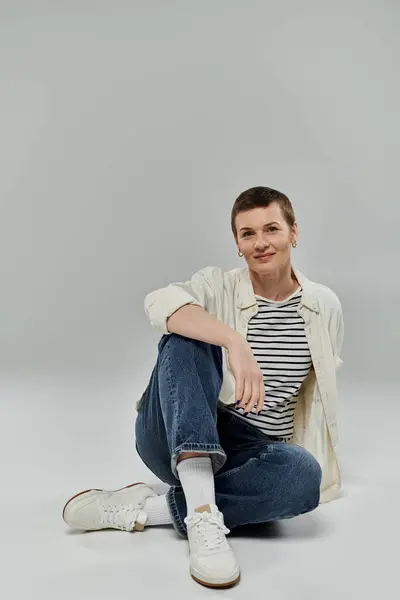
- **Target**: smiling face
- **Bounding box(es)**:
[234,202,298,273]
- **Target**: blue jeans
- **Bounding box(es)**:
[135,333,322,538]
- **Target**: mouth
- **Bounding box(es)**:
[255,253,275,259]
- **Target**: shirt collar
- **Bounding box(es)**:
[236,265,319,313]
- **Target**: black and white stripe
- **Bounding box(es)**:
[229,285,312,442]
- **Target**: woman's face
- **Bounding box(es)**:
[235,203,297,273]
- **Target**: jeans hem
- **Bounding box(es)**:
[171,443,227,479]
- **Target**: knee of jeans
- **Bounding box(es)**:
[270,445,322,499]
[163,333,209,351]
[161,333,222,369]
[295,449,322,499]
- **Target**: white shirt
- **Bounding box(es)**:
[141,265,345,504]
[229,284,313,440]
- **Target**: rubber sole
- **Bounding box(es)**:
[62,482,146,522]
[191,572,241,589]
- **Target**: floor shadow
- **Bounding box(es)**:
[229,513,327,540]
[229,520,281,539]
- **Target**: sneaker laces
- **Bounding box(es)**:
[185,511,230,551]
[98,499,148,531]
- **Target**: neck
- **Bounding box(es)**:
[249,264,299,301]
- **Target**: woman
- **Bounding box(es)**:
[62,186,344,589]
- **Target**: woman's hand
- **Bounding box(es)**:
[226,336,265,415]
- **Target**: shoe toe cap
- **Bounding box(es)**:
[63,491,101,529]
[193,552,240,584]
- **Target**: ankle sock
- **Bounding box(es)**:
[143,494,173,526]
[176,456,216,516]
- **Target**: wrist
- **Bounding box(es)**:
[225,331,245,350]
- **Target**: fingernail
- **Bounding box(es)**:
[236,400,240,406]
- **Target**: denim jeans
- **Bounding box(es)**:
[135,333,322,538]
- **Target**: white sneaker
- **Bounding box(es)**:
[184,504,240,588]
[62,482,158,532]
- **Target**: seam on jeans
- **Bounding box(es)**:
[174,442,225,452]
[163,350,183,439]
[173,444,226,465]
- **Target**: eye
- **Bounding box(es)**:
[243,227,277,237]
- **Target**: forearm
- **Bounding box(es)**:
[166,303,242,349]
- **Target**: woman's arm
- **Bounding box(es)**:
[166,303,242,349]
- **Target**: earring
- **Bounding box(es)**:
[238,250,243,257]
[292,240,297,248]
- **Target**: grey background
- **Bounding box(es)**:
[0,1,398,598]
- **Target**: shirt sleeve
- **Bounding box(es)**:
[144,265,220,335]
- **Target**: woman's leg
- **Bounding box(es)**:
[135,332,227,533]
[135,334,322,538]
[135,333,244,587]
[169,408,323,537]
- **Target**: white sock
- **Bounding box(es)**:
[176,456,216,516]
[143,494,173,526]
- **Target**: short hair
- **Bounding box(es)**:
[231,186,296,239]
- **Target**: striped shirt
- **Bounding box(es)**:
[228,284,312,442]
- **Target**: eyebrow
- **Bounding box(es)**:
[239,221,280,232]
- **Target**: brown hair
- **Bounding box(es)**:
[231,186,296,239]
